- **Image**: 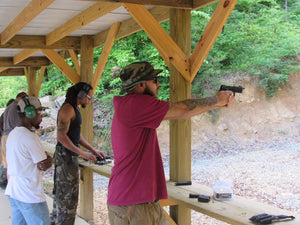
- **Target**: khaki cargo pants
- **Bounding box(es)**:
[108,201,168,225]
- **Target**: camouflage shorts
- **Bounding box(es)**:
[51,145,79,225]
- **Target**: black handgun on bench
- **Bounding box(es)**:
[219,85,244,96]
[95,155,112,165]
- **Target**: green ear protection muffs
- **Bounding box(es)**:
[23,98,36,119]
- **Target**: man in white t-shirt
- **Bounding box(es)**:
[5,96,53,225]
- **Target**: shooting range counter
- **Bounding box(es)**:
[42,141,299,225]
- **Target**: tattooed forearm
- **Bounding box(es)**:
[57,120,68,132]
[182,97,217,110]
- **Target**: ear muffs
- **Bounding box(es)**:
[23,98,36,119]
[77,83,91,99]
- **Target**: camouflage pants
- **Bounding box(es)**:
[0,163,7,184]
[51,145,79,225]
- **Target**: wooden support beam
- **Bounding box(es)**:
[80,36,94,85]
[46,2,120,46]
[169,8,192,225]
[0,67,8,73]
[194,0,219,10]
[0,35,81,49]
[0,0,55,44]
[92,22,120,90]
[159,199,177,207]
[78,0,193,9]
[13,49,40,65]
[0,57,50,67]
[42,49,80,84]
[93,1,218,49]
[123,3,191,82]
[79,35,94,221]
[0,68,24,76]
[190,0,238,81]
[68,50,80,74]
[163,209,177,225]
[94,7,169,48]
[25,67,38,96]
[35,66,46,97]
[79,167,94,223]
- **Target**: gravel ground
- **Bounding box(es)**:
[42,139,300,225]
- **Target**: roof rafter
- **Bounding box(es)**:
[93,0,217,48]
[0,56,50,67]
[46,2,121,46]
[193,0,219,9]
[0,35,81,49]
[0,67,8,73]
[78,0,193,9]
[0,0,55,44]
[13,49,40,65]
[0,68,25,76]
[42,49,80,84]
[94,7,169,47]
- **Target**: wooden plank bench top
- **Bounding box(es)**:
[166,181,299,225]
[42,142,299,225]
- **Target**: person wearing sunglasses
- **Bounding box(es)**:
[107,61,234,225]
[51,82,105,225]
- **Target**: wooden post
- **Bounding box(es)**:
[35,66,46,97]
[79,35,94,221]
[169,9,192,225]
[25,66,37,96]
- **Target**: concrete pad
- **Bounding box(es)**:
[0,188,89,225]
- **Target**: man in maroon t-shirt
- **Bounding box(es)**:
[107,61,234,225]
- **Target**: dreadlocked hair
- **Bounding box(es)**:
[64,82,93,109]
[64,85,78,109]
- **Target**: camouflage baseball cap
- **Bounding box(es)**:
[120,61,162,92]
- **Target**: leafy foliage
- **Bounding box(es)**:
[38,64,73,97]
[0,76,27,107]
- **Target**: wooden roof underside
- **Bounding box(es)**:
[0,0,236,85]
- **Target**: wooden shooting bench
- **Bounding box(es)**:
[43,141,299,225]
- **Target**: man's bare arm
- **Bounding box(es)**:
[56,104,84,155]
[164,91,233,120]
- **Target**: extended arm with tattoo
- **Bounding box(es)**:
[164,91,233,120]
